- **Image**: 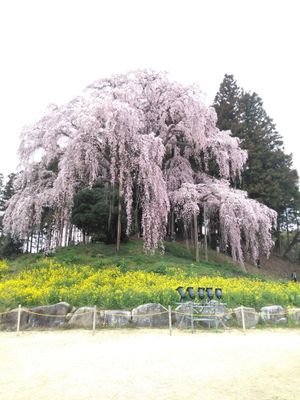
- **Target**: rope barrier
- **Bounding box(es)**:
[100,310,169,318]
[0,308,169,319]
[1,306,299,319]
[26,310,69,318]
[1,303,300,339]
[286,308,300,315]
[130,310,169,318]
[160,305,169,312]
[173,308,300,317]
[0,310,16,316]
[174,310,227,317]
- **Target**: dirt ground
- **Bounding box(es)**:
[1,328,300,400]
[245,254,300,280]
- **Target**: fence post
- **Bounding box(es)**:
[241,305,246,334]
[168,306,172,336]
[92,305,97,336]
[190,302,194,334]
[214,304,217,332]
[16,304,22,336]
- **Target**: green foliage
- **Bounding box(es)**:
[213,75,300,254]
[2,173,17,205]
[213,74,242,133]
[1,259,300,311]
[1,241,299,312]
[0,172,20,249]
[214,74,299,211]
[8,240,249,278]
[0,260,9,279]
[71,186,127,244]
[0,235,23,259]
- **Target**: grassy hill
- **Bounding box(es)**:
[7,238,299,281]
[1,239,300,311]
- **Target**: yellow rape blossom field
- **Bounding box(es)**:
[1,259,300,311]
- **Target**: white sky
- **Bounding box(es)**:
[0,0,299,178]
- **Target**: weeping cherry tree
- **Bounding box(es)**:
[4,70,276,265]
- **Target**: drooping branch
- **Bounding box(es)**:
[170,175,277,266]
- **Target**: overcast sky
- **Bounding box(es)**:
[0,0,299,178]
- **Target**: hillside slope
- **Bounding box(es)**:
[7,239,300,281]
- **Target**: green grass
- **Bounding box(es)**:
[1,240,300,311]
[7,239,250,278]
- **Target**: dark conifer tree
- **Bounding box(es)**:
[213,74,241,133]
[214,75,300,255]
[0,172,23,256]
[2,173,17,205]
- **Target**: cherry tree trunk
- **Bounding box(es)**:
[134,188,140,237]
[184,223,190,250]
[285,209,290,246]
[193,213,199,262]
[116,186,122,253]
[25,234,30,253]
[168,209,175,240]
[29,231,33,253]
[204,205,208,262]
[36,230,40,253]
[107,184,114,234]
[67,224,73,246]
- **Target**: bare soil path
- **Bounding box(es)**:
[1,329,300,400]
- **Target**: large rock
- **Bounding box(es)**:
[234,306,259,328]
[175,302,230,329]
[132,303,169,327]
[68,307,104,329]
[260,305,287,324]
[0,307,30,331]
[288,308,300,324]
[28,302,71,328]
[198,301,230,328]
[175,302,194,329]
[103,310,132,327]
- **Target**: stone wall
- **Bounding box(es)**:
[1,302,299,331]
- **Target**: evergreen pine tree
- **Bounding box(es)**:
[2,173,16,205]
[0,172,23,256]
[0,172,17,236]
[214,75,300,255]
[213,74,241,133]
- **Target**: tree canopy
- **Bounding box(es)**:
[214,74,299,209]
[214,74,300,255]
[0,173,23,257]
[71,186,127,244]
[3,70,277,265]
